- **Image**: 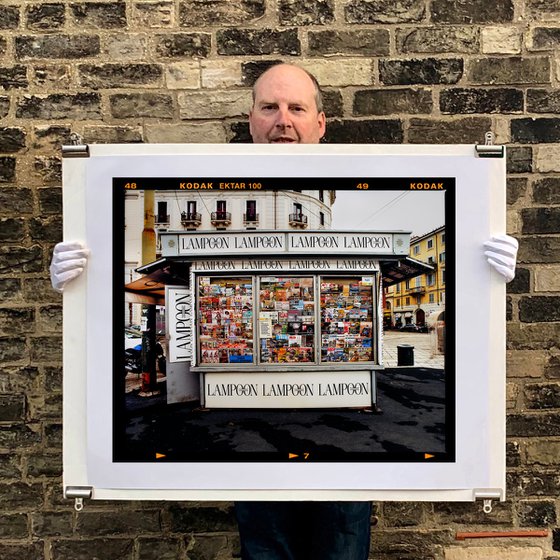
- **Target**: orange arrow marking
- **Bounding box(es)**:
[289,453,299,459]
[156,453,166,459]
[424,453,434,459]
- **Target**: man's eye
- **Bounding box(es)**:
[292,106,305,112]
[262,105,275,111]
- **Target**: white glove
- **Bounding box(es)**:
[50,241,89,293]
[484,234,518,283]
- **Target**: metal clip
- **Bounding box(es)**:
[75,497,84,512]
[483,499,493,514]
[62,133,89,158]
[65,486,93,511]
[475,131,504,158]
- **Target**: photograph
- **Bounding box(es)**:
[114,178,452,463]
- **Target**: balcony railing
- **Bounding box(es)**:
[155,213,170,225]
[409,286,426,294]
[211,211,232,226]
[243,212,259,224]
[181,211,202,227]
[289,213,308,228]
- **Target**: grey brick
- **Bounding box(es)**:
[0,395,26,422]
[345,0,425,23]
[527,89,560,112]
[27,453,62,478]
[0,245,42,274]
[0,218,26,242]
[383,502,424,527]
[527,0,560,19]
[76,510,163,536]
[241,60,284,86]
[529,28,560,50]
[507,178,527,205]
[52,539,134,560]
[138,537,182,560]
[512,118,560,144]
[533,178,560,204]
[0,6,20,29]
[518,500,557,526]
[525,383,560,409]
[70,2,127,28]
[520,296,560,322]
[371,529,454,556]
[110,93,174,119]
[0,157,16,182]
[0,425,40,448]
[0,453,22,477]
[0,66,29,89]
[0,336,28,362]
[23,277,61,303]
[31,511,72,536]
[468,57,551,85]
[29,336,62,362]
[33,125,72,151]
[506,441,521,467]
[440,88,523,114]
[17,93,101,120]
[179,0,265,26]
[154,33,211,58]
[217,28,300,56]
[506,146,532,174]
[38,188,62,215]
[26,3,65,29]
[0,308,35,335]
[434,501,513,525]
[82,126,143,144]
[354,88,432,115]
[308,30,389,56]
[168,504,236,532]
[397,26,479,53]
[37,305,62,333]
[323,90,343,118]
[0,279,22,302]
[522,208,560,234]
[325,119,404,143]
[0,96,8,118]
[508,472,560,497]
[78,64,163,89]
[431,0,513,23]
[507,412,560,436]
[16,34,101,60]
[408,117,492,143]
[0,515,31,538]
[380,58,463,85]
[0,483,42,508]
[279,0,334,25]
[33,157,62,183]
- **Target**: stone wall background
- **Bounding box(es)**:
[1,0,560,558]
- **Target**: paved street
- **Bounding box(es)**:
[119,329,449,462]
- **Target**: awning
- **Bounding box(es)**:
[380,257,434,286]
[125,260,190,305]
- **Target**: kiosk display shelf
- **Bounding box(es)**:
[198,277,254,364]
[320,277,374,363]
[259,276,315,364]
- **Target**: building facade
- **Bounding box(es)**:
[384,226,445,328]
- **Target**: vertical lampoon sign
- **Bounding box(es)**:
[167,287,192,362]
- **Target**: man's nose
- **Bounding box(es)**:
[275,107,292,128]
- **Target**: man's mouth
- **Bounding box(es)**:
[270,136,297,143]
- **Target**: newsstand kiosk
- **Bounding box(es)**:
[149,229,427,409]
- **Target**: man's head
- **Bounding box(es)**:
[249,63,326,144]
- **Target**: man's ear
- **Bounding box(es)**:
[318,111,326,139]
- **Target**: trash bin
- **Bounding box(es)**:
[397,344,414,366]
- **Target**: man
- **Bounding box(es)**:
[51,63,518,559]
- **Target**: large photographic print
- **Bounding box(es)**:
[114,178,454,464]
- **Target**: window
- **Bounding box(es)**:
[156,201,168,223]
[427,273,435,286]
[187,200,197,215]
[319,190,324,202]
[405,297,410,306]
[429,293,435,303]
[442,233,446,244]
[427,239,433,249]
[246,200,257,221]
[415,277,422,287]
[293,202,302,217]
[216,200,226,218]
[428,256,435,264]
[439,252,445,263]
[320,212,325,226]
[413,245,420,255]
[405,280,410,290]
[396,299,401,307]
[396,284,401,293]
[442,270,446,285]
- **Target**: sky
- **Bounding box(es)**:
[330,190,445,238]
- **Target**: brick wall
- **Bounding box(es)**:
[1,0,560,558]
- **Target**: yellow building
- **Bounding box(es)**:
[384,226,445,328]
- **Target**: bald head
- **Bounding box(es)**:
[249,64,326,144]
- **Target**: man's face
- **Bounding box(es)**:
[249,65,326,145]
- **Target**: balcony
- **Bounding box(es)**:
[181,211,202,227]
[155,213,170,225]
[409,286,426,295]
[289,213,308,228]
[244,212,259,225]
[211,211,232,226]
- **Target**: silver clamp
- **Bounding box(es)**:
[64,486,93,511]
[474,490,502,514]
[475,131,504,158]
[62,132,89,158]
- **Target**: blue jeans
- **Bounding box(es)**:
[234,501,372,560]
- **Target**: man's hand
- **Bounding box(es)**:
[484,234,518,283]
[50,241,89,293]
